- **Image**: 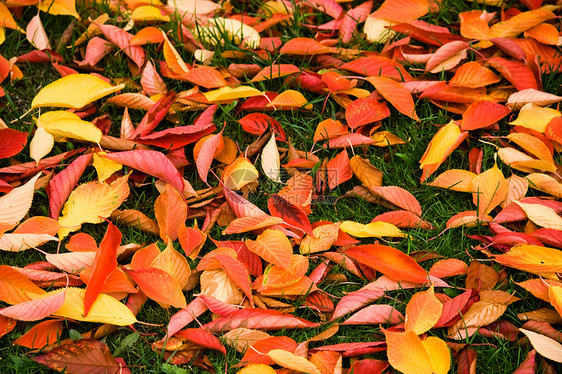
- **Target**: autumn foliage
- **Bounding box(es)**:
[1,0,562,373]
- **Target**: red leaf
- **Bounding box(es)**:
[33,339,123,374]
[166,298,207,338]
[340,56,412,81]
[46,153,93,219]
[312,341,386,357]
[268,194,313,235]
[127,268,187,308]
[461,101,511,131]
[239,113,287,141]
[489,57,538,91]
[346,97,390,129]
[131,91,177,138]
[345,244,428,283]
[455,347,477,374]
[102,150,184,193]
[434,289,476,328]
[83,222,121,317]
[175,328,227,354]
[0,128,27,159]
[326,150,353,190]
[202,309,320,332]
[349,359,389,374]
[512,349,536,374]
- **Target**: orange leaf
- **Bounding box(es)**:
[185,66,227,89]
[326,150,353,190]
[450,62,500,88]
[370,0,429,23]
[367,76,419,120]
[279,38,334,55]
[127,268,187,308]
[429,259,468,279]
[428,169,476,192]
[83,222,121,317]
[223,216,283,235]
[251,64,301,82]
[154,184,187,242]
[346,97,390,129]
[13,319,63,349]
[524,23,559,45]
[0,265,45,305]
[404,286,443,334]
[267,90,312,110]
[471,162,508,217]
[349,155,383,190]
[260,255,308,290]
[459,10,493,40]
[246,229,293,269]
[150,242,191,289]
[461,101,510,131]
[345,244,428,283]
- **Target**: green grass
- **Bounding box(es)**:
[1,0,561,373]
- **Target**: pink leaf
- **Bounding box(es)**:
[96,23,145,69]
[331,285,384,320]
[342,304,404,325]
[0,291,65,321]
[202,309,320,332]
[102,150,184,193]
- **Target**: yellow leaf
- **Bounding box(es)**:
[267,349,322,374]
[527,173,562,198]
[515,201,562,230]
[34,287,137,326]
[405,286,443,335]
[58,175,130,238]
[204,86,263,103]
[470,162,507,216]
[340,221,407,238]
[37,111,102,143]
[92,152,122,182]
[420,120,467,181]
[494,244,562,279]
[384,329,450,374]
[222,157,259,190]
[509,103,560,133]
[31,74,124,109]
[131,6,170,22]
[29,127,54,164]
[38,0,80,18]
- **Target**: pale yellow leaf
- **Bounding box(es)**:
[30,127,54,164]
[0,233,58,252]
[364,17,397,43]
[208,17,261,49]
[520,329,562,363]
[515,201,562,230]
[26,15,51,50]
[267,349,322,374]
[0,173,41,227]
[200,268,244,305]
[32,74,125,109]
[261,135,281,183]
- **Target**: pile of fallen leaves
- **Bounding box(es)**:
[1,0,562,373]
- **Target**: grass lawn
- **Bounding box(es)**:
[1,0,561,373]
